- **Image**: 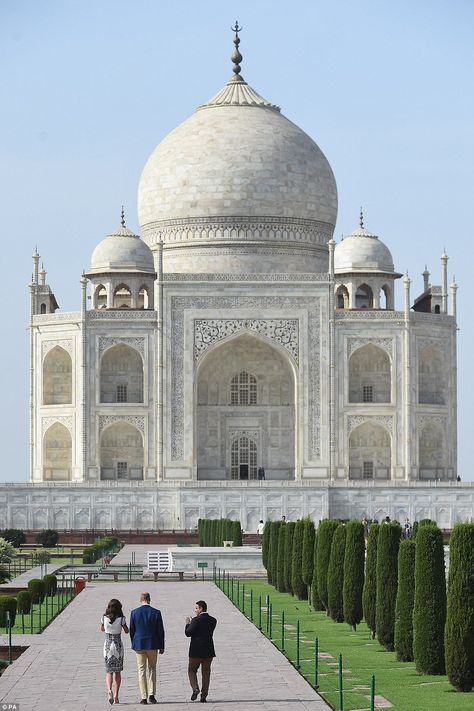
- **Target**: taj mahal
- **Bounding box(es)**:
[2,29,472,532]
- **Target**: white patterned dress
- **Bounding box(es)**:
[101,614,127,672]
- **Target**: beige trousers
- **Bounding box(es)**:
[135,649,158,699]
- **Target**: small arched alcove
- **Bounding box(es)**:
[43,422,72,481]
[349,344,391,403]
[100,421,144,480]
[100,344,144,403]
[349,421,391,480]
[43,346,72,405]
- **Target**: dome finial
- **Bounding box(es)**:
[359,206,364,229]
[230,21,245,82]
[121,205,126,228]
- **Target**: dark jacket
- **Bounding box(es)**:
[185,612,217,658]
[130,604,165,651]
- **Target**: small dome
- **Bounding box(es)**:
[88,225,155,275]
[334,225,395,273]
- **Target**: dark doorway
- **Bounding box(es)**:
[239,464,249,480]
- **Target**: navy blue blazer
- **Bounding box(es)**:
[185,612,217,658]
[130,604,165,651]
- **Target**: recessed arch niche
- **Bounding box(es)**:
[349,421,391,480]
[349,344,391,403]
[43,346,72,405]
[43,422,72,481]
[100,344,144,403]
[100,421,144,480]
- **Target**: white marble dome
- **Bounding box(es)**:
[88,225,155,275]
[138,73,338,274]
[334,225,395,274]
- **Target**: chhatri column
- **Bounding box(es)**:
[328,238,336,481]
[441,250,449,314]
[155,240,164,481]
[403,273,412,480]
[80,274,88,481]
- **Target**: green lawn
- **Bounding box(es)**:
[5,588,75,635]
[220,578,473,711]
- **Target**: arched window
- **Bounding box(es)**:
[113,284,132,308]
[355,284,374,309]
[138,286,149,309]
[418,345,445,404]
[43,346,73,405]
[349,344,391,403]
[336,285,349,309]
[43,422,72,481]
[40,303,47,314]
[95,285,107,309]
[434,305,440,314]
[230,371,257,405]
[231,436,257,480]
[100,344,144,403]
[381,284,392,310]
[349,422,391,480]
[419,424,446,479]
[100,421,144,480]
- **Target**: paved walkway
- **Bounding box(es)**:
[111,544,168,566]
[0,581,330,710]
[0,563,66,589]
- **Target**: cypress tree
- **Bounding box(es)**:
[225,518,234,543]
[394,539,416,662]
[291,519,308,600]
[262,521,271,573]
[327,523,346,622]
[212,519,219,546]
[376,521,401,651]
[311,531,325,610]
[284,521,296,593]
[269,521,281,586]
[363,523,379,638]
[316,519,340,613]
[276,523,287,592]
[232,520,242,547]
[445,523,474,692]
[302,518,315,590]
[198,519,203,546]
[217,519,224,546]
[343,520,365,631]
[413,523,446,675]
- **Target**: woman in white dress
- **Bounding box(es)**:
[100,598,129,705]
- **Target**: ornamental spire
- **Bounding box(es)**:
[230,21,245,83]
[121,205,126,228]
[359,206,364,229]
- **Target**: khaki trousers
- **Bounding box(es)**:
[135,649,158,699]
[188,657,213,699]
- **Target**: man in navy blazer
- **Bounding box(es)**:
[130,592,165,704]
[185,600,217,703]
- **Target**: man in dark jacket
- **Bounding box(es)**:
[185,600,217,703]
[130,592,165,704]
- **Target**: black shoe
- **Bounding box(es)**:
[140,701,147,705]
[148,697,157,704]
[191,689,199,701]
[200,698,207,703]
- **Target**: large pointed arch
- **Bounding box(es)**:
[100,420,144,480]
[100,344,144,403]
[348,421,391,480]
[43,422,72,481]
[43,346,72,405]
[349,344,391,403]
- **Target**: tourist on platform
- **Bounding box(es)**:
[130,592,165,704]
[185,600,217,703]
[257,519,265,537]
[100,598,129,705]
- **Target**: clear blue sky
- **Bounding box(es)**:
[1,0,472,482]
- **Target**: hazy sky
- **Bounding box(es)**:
[1,0,473,482]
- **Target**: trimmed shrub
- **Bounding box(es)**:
[413,524,446,675]
[327,523,346,622]
[197,519,203,546]
[376,522,401,651]
[28,578,46,604]
[291,520,307,600]
[269,521,281,586]
[36,529,59,548]
[83,536,119,564]
[0,595,17,628]
[0,565,11,585]
[2,529,26,547]
[16,590,32,615]
[43,574,58,597]
[0,538,16,564]
[363,523,379,638]
[394,539,416,662]
[284,521,296,593]
[262,521,271,572]
[316,519,340,613]
[343,520,365,631]
[231,520,242,547]
[302,518,315,588]
[445,523,474,692]
[276,523,287,592]
[311,532,325,610]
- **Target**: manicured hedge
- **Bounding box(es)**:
[43,573,58,597]
[363,523,379,639]
[343,520,365,631]
[232,520,242,547]
[302,518,315,587]
[198,519,242,547]
[376,522,401,651]
[28,578,45,604]
[35,529,59,548]
[291,520,307,600]
[0,595,17,628]
[445,523,474,692]
[83,536,119,564]
[1,529,26,547]
[16,590,32,615]
[413,523,446,675]
[316,519,340,613]
[394,539,416,662]
[270,521,281,585]
[262,521,271,571]
[276,523,287,592]
[311,532,325,610]
[327,523,346,622]
[284,521,296,593]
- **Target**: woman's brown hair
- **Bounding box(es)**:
[104,598,123,624]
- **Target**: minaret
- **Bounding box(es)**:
[450,276,458,321]
[32,247,40,314]
[403,272,412,479]
[39,264,47,286]
[441,250,449,314]
[328,238,336,480]
[422,265,430,292]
